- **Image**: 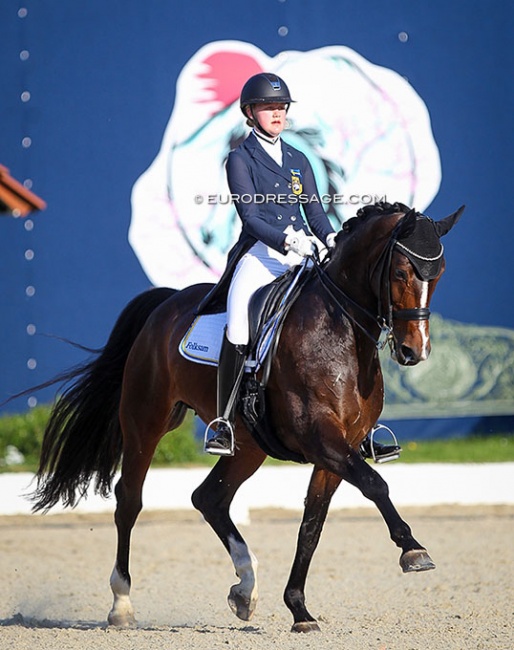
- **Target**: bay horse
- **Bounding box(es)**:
[30,201,462,633]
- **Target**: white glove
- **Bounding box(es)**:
[326,232,337,249]
[285,234,316,257]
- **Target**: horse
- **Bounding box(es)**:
[30,201,463,633]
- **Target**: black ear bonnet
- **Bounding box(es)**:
[396,216,444,281]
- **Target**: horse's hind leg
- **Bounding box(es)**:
[108,441,156,627]
[284,466,342,633]
[191,443,266,622]
[108,401,188,627]
[108,473,141,627]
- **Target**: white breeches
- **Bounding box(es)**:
[226,237,305,345]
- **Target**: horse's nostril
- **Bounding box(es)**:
[400,345,419,366]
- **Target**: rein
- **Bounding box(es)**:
[312,262,393,350]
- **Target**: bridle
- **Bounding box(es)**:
[371,217,436,323]
[313,215,442,352]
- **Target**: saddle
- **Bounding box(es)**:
[246,263,305,377]
[180,260,312,463]
[239,262,311,464]
[248,271,293,344]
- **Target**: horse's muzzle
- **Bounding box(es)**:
[392,342,430,366]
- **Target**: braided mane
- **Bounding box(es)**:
[343,201,413,233]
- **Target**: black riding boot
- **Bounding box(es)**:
[360,425,401,463]
[204,334,246,456]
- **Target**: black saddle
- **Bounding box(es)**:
[246,263,308,376]
[248,267,298,344]
[240,263,311,465]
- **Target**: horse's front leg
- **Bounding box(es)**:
[340,449,436,573]
[284,466,342,633]
[191,443,266,622]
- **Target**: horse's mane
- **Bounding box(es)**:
[343,201,413,233]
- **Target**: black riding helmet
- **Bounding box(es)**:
[240,72,295,137]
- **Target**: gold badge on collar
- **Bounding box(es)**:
[290,169,303,195]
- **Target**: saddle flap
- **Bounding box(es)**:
[248,269,297,344]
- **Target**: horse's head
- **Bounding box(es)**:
[325,201,463,367]
[379,204,464,366]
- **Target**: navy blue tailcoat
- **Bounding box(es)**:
[197,132,334,314]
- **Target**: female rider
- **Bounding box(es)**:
[203,72,400,463]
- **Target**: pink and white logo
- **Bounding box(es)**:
[130,40,441,288]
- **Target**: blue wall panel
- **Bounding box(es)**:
[1,1,513,432]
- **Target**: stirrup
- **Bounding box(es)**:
[365,424,401,463]
[204,417,235,456]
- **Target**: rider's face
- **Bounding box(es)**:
[251,103,287,137]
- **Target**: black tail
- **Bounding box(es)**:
[31,287,177,512]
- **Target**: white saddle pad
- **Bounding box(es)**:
[179,313,226,367]
[180,261,309,369]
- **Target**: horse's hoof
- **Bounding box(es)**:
[291,620,321,633]
[107,610,136,627]
[400,549,436,573]
[228,585,257,621]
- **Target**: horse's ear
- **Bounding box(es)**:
[434,205,465,237]
[396,208,417,239]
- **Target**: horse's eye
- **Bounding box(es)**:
[394,269,408,282]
